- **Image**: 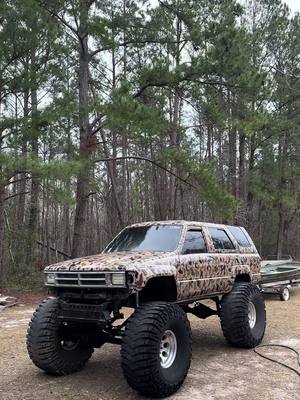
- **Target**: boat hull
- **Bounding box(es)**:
[260,261,300,284]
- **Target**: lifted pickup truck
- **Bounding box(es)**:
[27,221,266,398]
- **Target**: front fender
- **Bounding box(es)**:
[129,264,177,289]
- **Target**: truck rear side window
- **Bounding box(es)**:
[181,230,207,254]
[228,226,251,247]
[208,228,235,250]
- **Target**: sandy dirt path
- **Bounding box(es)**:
[1,292,300,400]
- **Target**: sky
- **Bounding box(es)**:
[151,0,300,14]
[284,0,300,13]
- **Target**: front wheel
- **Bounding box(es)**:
[121,302,192,398]
[27,298,94,375]
[220,283,266,348]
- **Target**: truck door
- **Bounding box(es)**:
[177,228,215,300]
[205,227,238,293]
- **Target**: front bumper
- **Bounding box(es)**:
[58,300,112,323]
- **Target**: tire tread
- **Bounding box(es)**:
[121,302,192,398]
[220,283,266,348]
[27,298,93,375]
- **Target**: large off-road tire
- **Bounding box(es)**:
[220,282,266,348]
[27,298,93,375]
[121,302,192,398]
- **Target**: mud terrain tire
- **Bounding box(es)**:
[121,302,192,398]
[220,282,266,348]
[27,298,93,375]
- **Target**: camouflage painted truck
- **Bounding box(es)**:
[27,221,266,397]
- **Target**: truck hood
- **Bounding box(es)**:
[45,251,174,272]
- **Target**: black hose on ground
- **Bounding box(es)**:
[254,344,300,377]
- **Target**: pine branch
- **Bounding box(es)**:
[36,1,84,49]
[133,77,240,98]
[89,39,188,58]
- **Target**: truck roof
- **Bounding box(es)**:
[129,220,242,230]
[127,220,256,253]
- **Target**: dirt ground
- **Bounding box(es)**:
[1,292,300,400]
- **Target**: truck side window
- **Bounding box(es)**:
[208,228,235,250]
[228,226,251,247]
[182,230,207,254]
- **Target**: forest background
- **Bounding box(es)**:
[0,0,299,290]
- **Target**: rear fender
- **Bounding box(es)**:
[231,265,255,283]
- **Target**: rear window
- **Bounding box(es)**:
[228,226,251,247]
[208,228,235,250]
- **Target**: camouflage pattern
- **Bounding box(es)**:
[45,220,261,301]
[175,253,260,300]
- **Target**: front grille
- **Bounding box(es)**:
[45,271,127,288]
[48,272,108,287]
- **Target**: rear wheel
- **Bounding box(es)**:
[220,283,266,348]
[121,302,192,398]
[27,298,94,375]
[280,287,290,301]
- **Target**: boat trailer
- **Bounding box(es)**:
[259,259,300,301]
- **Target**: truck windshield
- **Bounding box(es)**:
[105,225,182,253]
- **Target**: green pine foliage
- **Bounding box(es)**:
[0,0,299,289]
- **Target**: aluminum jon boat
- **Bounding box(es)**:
[259,259,300,301]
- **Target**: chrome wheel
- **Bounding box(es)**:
[248,301,257,329]
[160,330,177,368]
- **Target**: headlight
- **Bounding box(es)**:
[45,273,56,284]
[111,273,125,286]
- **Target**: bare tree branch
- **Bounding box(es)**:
[36,241,71,259]
[5,176,32,187]
[4,191,30,202]
[94,156,198,189]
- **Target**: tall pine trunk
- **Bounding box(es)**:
[0,152,5,288]
[276,131,288,259]
[72,0,91,257]
[26,49,39,265]
[239,132,246,200]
